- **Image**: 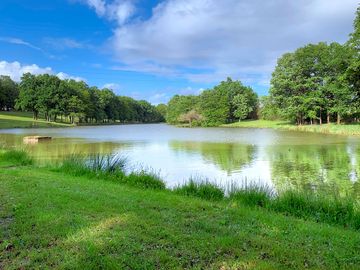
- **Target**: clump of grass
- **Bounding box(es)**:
[127,170,166,190]
[174,179,224,201]
[58,154,126,178]
[58,154,165,190]
[228,183,273,207]
[229,185,360,230]
[271,190,360,229]
[0,149,33,166]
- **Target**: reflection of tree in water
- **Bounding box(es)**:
[268,144,359,197]
[170,141,256,173]
[0,134,128,164]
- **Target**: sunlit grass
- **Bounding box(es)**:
[0,111,73,129]
[223,120,360,136]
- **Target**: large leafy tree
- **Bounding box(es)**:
[0,75,18,111]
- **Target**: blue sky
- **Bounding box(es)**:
[0,0,358,104]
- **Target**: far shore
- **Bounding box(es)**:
[222,119,360,136]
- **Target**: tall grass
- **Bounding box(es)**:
[0,149,33,166]
[2,149,360,230]
[229,185,360,230]
[173,179,225,201]
[58,154,165,190]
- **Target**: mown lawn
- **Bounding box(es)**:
[223,120,360,136]
[0,111,73,129]
[1,164,360,269]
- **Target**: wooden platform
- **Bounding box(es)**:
[23,136,52,144]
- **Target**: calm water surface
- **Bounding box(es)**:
[1,124,360,194]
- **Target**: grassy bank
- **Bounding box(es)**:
[1,153,360,269]
[223,120,360,136]
[0,111,73,129]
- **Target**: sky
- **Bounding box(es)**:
[0,0,358,104]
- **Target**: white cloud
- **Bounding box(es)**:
[105,0,358,85]
[0,37,43,51]
[0,61,52,81]
[86,0,106,16]
[0,60,85,82]
[82,0,135,25]
[102,82,120,91]
[56,72,85,82]
[43,38,84,50]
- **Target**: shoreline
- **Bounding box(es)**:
[222,120,360,136]
[1,150,360,268]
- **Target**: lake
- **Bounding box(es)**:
[1,123,360,194]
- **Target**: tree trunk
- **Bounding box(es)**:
[327,112,330,124]
[337,113,341,125]
[319,109,322,125]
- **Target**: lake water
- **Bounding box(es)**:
[1,124,360,194]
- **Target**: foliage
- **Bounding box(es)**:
[178,109,202,127]
[0,76,18,111]
[166,78,258,126]
[268,9,360,125]
[14,73,163,124]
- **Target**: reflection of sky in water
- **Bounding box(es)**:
[1,124,360,192]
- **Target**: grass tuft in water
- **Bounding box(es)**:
[127,170,166,190]
[0,149,33,166]
[58,154,165,190]
[174,179,225,201]
[228,183,273,207]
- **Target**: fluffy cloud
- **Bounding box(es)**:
[83,0,135,25]
[106,0,358,84]
[56,72,84,82]
[102,82,120,91]
[0,60,84,82]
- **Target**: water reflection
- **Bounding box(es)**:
[0,124,360,194]
[170,141,256,173]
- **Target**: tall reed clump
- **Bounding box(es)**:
[127,170,166,190]
[173,179,225,201]
[228,184,273,207]
[58,154,165,190]
[229,185,360,230]
[0,149,33,166]
[271,190,360,229]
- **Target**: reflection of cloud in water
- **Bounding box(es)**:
[1,124,360,195]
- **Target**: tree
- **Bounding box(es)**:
[178,109,202,127]
[16,73,40,119]
[155,104,167,121]
[0,75,18,111]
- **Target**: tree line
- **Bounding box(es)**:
[2,6,359,127]
[0,73,165,124]
[264,6,360,125]
[166,78,258,127]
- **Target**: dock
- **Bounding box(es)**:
[23,136,52,144]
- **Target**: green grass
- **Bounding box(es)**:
[223,119,360,136]
[0,111,73,129]
[229,186,360,230]
[2,151,360,269]
[54,154,166,190]
[174,179,225,201]
[0,149,33,167]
